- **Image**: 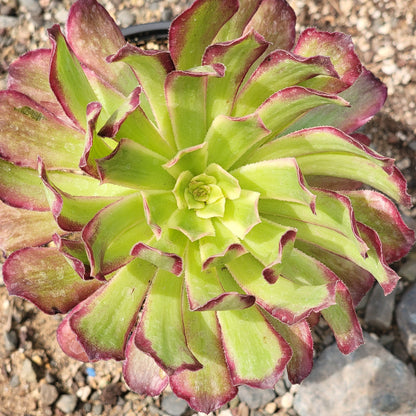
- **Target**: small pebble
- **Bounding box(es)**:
[40,383,59,406]
[280,392,294,409]
[9,374,20,388]
[3,330,18,352]
[20,358,37,383]
[56,394,78,414]
[92,403,104,415]
[161,393,189,416]
[76,385,92,402]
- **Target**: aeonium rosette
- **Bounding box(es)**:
[1,0,414,412]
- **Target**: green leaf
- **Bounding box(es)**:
[48,25,98,130]
[80,102,115,178]
[199,219,245,268]
[281,69,387,135]
[109,44,175,145]
[205,164,241,200]
[135,269,202,374]
[70,258,155,360]
[206,114,270,170]
[97,138,175,190]
[295,240,374,306]
[232,51,338,116]
[40,163,121,231]
[250,87,349,145]
[203,31,269,122]
[82,194,153,278]
[217,302,291,388]
[231,159,315,208]
[296,152,409,206]
[184,242,254,311]
[169,0,239,69]
[164,143,208,179]
[321,281,364,354]
[227,251,337,324]
[266,315,313,384]
[259,190,368,256]
[101,87,174,158]
[169,209,215,242]
[220,189,260,239]
[242,218,296,271]
[166,66,224,150]
[170,308,238,413]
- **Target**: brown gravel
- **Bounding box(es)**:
[0,1,415,415]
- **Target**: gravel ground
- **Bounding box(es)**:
[0,1,415,416]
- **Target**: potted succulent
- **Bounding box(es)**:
[0,0,414,412]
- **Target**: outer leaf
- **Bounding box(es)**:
[184,242,255,311]
[109,44,175,145]
[82,194,153,278]
[227,251,337,324]
[165,66,224,150]
[123,329,168,396]
[213,0,261,42]
[57,314,90,362]
[171,308,238,413]
[293,28,361,86]
[231,159,316,209]
[217,303,291,388]
[99,86,173,158]
[0,201,60,253]
[66,0,138,95]
[3,247,102,314]
[206,114,270,170]
[6,49,71,122]
[131,242,183,276]
[80,102,115,178]
[0,159,49,211]
[135,269,202,375]
[344,190,415,263]
[296,153,411,207]
[0,90,84,169]
[266,314,314,384]
[141,191,178,237]
[48,24,97,130]
[243,0,296,52]
[252,88,350,145]
[203,31,269,122]
[169,0,239,69]
[247,126,393,172]
[40,162,121,231]
[282,68,387,134]
[321,281,364,354]
[263,210,399,295]
[96,138,174,190]
[70,259,155,360]
[259,190,368,257]
[54,234,91,280]
[232,51,338,116]
[295,240,374,306]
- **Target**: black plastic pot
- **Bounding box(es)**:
[121,21,170,44]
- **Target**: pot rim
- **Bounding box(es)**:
[121,21,170,42]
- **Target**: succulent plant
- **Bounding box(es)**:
[1,0,414,412]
